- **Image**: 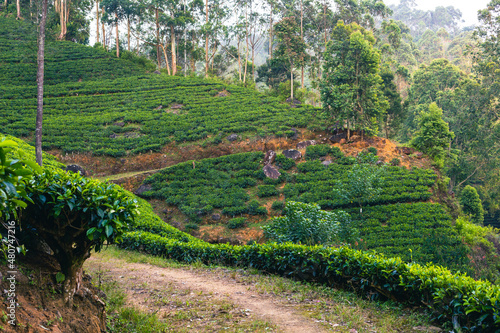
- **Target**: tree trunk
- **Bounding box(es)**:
[102,8,106,50]
[251,43,255,81]
[156,8,160,67]
[115,13,119,58]
[127,17,130,51]
[96,0,99,44]
[269,2,272,59]
[161,44,171,75]
[243,6,249,83]
[300,0,304,89]
[4,0,7,12]
[16,0,21,19]
[36,0,48,167]
[205,0,209,78]
[290,66,294,101]
[237,37,242,81]
[171,25,177,75]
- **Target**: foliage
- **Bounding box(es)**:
[227,217,246,229]
[460,185,485,225]
[410,103,454,168]
[0,138,39,220]
[21,169,138,304]
[390,157,400,166]
[257,185,279,198]
[119,230,500,331]
[320,22,388,133]
[263,201,355,246]
[271,200,284,211]
[274,154,295,170]
[0,75,319,156]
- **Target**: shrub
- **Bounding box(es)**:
[305,144,331,160]
[262,201,355,245]
[271,201,284,210]
[367,147,378,155]
[22,169,138,306]
[390,158,401,166]
[227,217,246,229]
[247,200,267,215]
[257,185,279,198]
[460,185,484,224]
[275,154,295,170]
[185,223,199,231]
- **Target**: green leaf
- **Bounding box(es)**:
[105,224,113,238]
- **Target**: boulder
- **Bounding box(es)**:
[415,152,424,159]
[114,121,125,127]
[322,160,332,166]
[134,184,152,196]
[155,105,163,110]
[263,164,281,179]
[397,146,415,155]
[65,164,87,176]
[211,214,221,221]
[264,150,276,165]
[227,133,239,142]
[109,133,118,139]
[283,149,302,160]
[348,135,361,143]
[329,132,347,143]
[296,140,316,150]
[153,70,161,75]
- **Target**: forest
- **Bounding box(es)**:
[1,0,500,331]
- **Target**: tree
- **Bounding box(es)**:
[320,21,388,138]
[35,0,48,166]
[21,170,138,306]
[460,185,485,225]
[274,16,307,101]
[411,102,454,168]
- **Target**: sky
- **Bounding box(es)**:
[384,0,490,27]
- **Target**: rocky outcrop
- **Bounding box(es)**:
[283,149,302,160]
[263,165,281,179]
[296,140,316,150]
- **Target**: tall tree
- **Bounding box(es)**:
[320,22,388,138]
[36,0,48,166]
[274,16,307,101]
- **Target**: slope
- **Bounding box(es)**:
[0,17,153,86]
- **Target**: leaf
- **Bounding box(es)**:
[55,272,65,284]
[105,224,113,238]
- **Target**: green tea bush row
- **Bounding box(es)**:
[0,75,320,156]
[119,231,500,331]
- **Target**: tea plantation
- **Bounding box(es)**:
[0,18,152,86]
[0,75,319,156]
[139,145,468,271]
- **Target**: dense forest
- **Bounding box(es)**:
[2,0,500,331]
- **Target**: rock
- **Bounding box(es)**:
[264,150,276,165]
[322,160,332,166]
[109,133,118,139]
[263,165,281,179]
[296,140,316,150]
[376,160,384,166]
[134,184,152,196]
[348,135,361,142]
[114,121,125,127]
[339,138,346,144]
[397,146,415,155]
[329,132,347,143]
[415,152,424,159]
[155,105,163,110]
[289,127,299,139]
[282,149,302,160]
[65,164,86,176]
[216,90,230,97]
[170,104,183,109]
[211,214,221,221]
[227,134,239,142]
[153,70,161,75]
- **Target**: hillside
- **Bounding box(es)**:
[0,18,153,86]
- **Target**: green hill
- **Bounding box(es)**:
[0,75,319,156]
[139,146,469,271]
[0,18,153,86]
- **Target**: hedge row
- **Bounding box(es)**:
[119,231,500,332]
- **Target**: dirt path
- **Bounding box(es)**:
[86,256,326,333]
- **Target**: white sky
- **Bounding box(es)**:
[384,0,490,27]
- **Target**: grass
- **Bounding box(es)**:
[89,246,439,332]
